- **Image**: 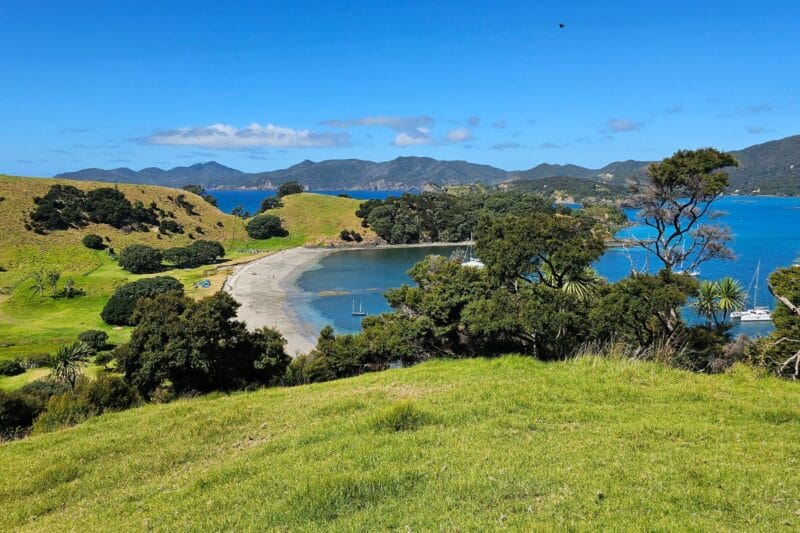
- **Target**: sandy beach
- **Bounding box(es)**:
[224,247,331,356]
[224,242,468,357]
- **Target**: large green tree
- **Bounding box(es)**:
[115,291,289,397]
[630,148,738,272]
[475,212,605,291]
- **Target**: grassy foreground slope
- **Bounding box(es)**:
[2,356,799,531]
[0,174,375,364]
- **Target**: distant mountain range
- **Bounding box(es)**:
[54,134,800,194]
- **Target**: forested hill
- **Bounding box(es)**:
[53,134,800,194]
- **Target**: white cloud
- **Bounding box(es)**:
[322,115,433,131]
[446,127,472,143]
[392,127,432,146]
[607,118,645,133]
[145,123,348,149]
[466,116,481,127]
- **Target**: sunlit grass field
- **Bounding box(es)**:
[0,175,374,382]
[1,356,799,530]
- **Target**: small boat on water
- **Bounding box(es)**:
[731,260,772,322]
[461,244,485,269]
[674,243,700,277]
[352,299,367,317]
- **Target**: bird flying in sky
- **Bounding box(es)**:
[559,23,566,29]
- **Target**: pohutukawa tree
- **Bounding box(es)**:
[630,148,738,272]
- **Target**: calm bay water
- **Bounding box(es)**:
[293,196,800,338]
[209,189,408,214]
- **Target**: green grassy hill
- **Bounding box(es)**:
[2,356,799,530]
[0,175,374,370]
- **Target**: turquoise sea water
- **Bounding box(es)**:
[293,196,800,338]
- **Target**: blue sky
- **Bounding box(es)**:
[2,0,799,177]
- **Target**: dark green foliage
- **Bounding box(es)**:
[101,276,184,326]
[81,374,141,413]
[337,193,352,199]
[475,212,605,290]
[0,359,24,376]
[29,184,86,232]
[508,176,628,201]
[357,191,553,244]
[277,181,304,197]
[30,374,140,434]
[0,390,43,438]
[29,184,166,234]
[339,229,362,242]
[83,187,157,229]
[174,194,198,216]
[757,267,800,376]
[630,148,737,271]
[246,214,287,239]
[163,240,225,268]
[590,272,698,346]
[158,219,184,234]
[259,196,283,212]
[118,245,163,274]
[77,330,109,353]
[231,205,251,218]
[182,184,218,206]
[115,291,290,398]
[81,233,105,249]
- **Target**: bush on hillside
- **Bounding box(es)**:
[115,291,290,398]
[163,240,225,268]
[158,219,184,234]
[30,374,141,435]
[84,187,157,229]
[277,181,304,197]
[77,330,109,353]
[118,245,163,274]
[246,214,288,239]
[259,196,283,212]
[182,184,218,207]
[82,233,105,250]
[0,390,44,439]
[101,276,184,326]
[0,359,25,376]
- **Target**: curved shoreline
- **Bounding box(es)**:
[224,242,467,356]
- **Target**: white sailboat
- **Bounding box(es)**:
[461,243,485,269]
[351,298,367,317]
[674,243,700,277]
[732,260,772,322]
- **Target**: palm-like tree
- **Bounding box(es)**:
[693,277,745,326]
[715,277,746,322]
[48,341,90,389]
[540,264,603,301]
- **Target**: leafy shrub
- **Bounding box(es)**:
[115,291,289,398]
[158,219,184,234]
[29,184,86,232]
[182,184,218,206]
[82,233,105,249]
[94,351,114,367]
[84,187,156,228]
[19,379,70,403]
[0,359,25,376]
[163,240,225,268]
[20,353,52,369]
[259,196,283,212]
[82,374,140,412]
[101,276,184,325]
[0,390,44,438]
[31,391,92,434]
[77,330,109,353]
[277,181,304,197]
[246,214,288,239]
[371,401,431,432]
[30,375,140,435]
[118,245,163,274]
